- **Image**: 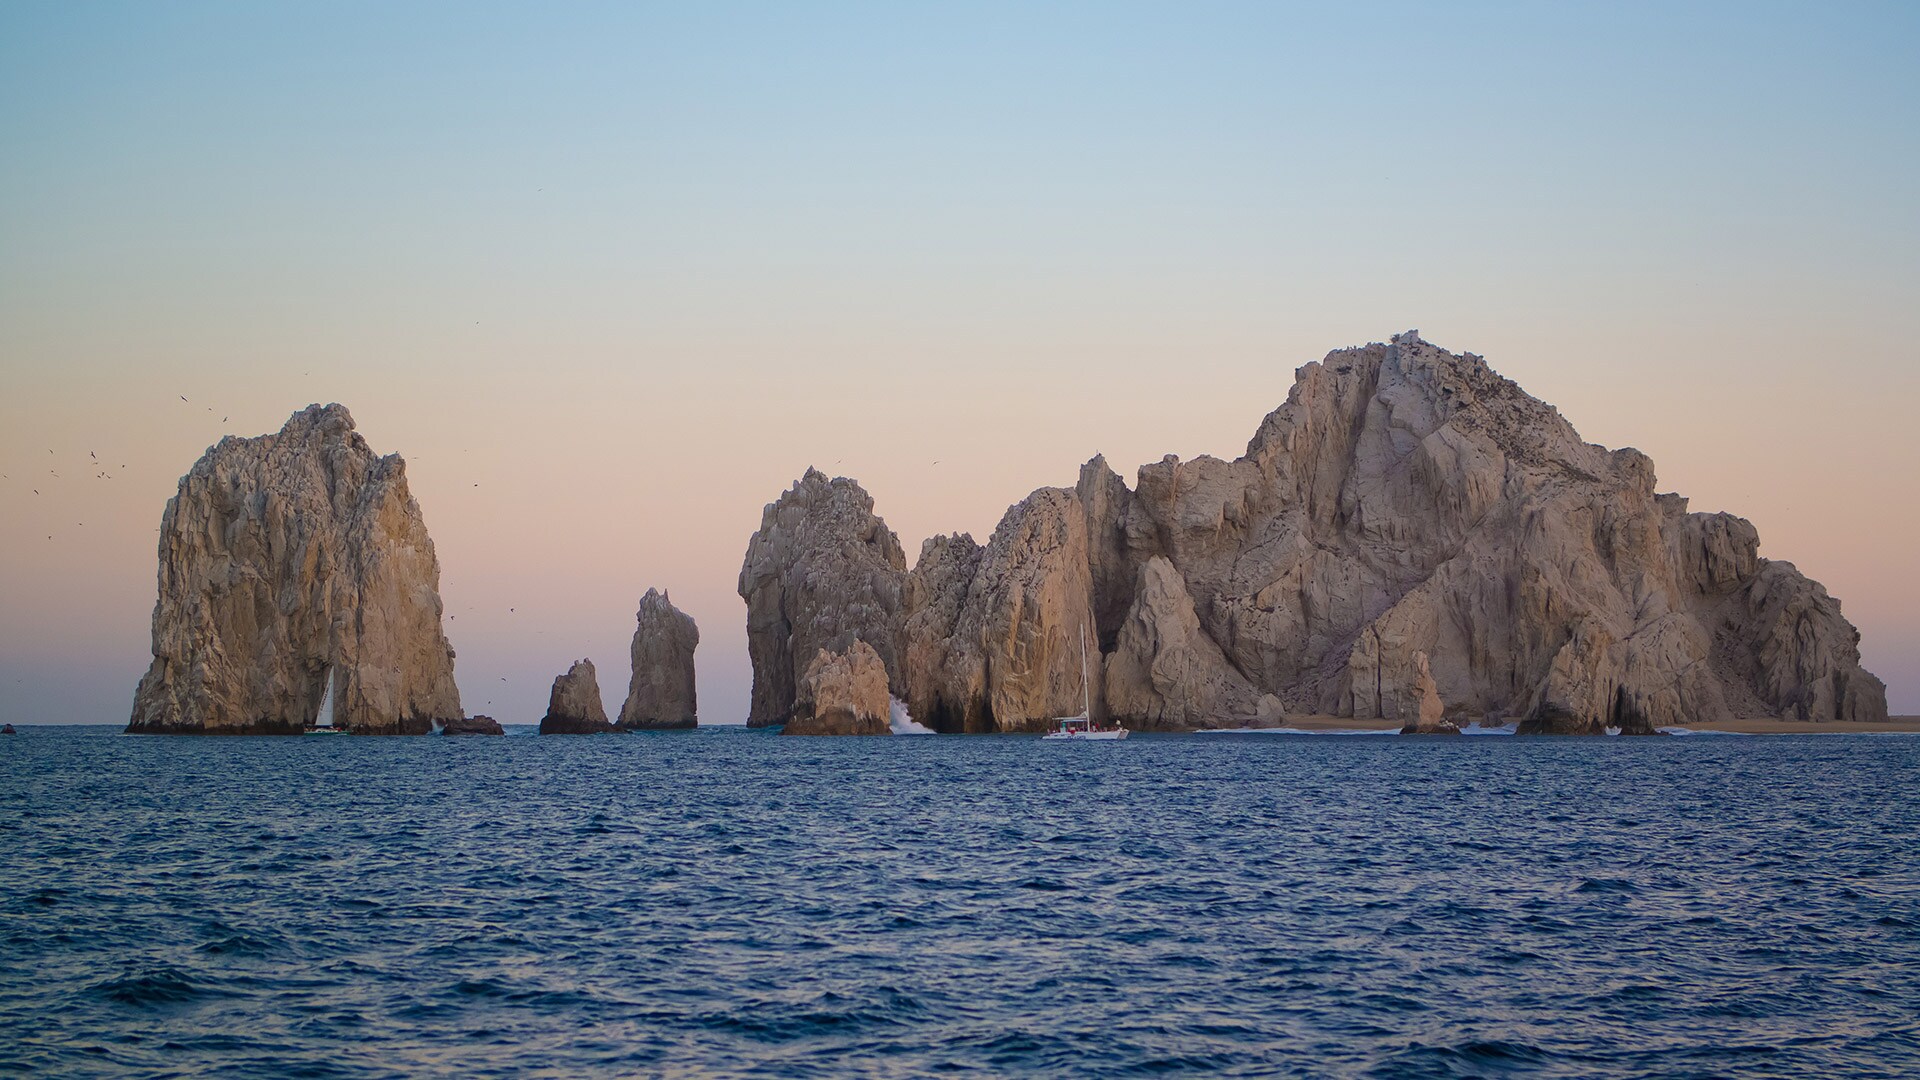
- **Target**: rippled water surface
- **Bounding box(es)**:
[3,727,1918,1078]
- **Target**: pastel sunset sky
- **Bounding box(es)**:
[2,1,1915,723]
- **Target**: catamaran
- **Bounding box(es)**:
[1041,624,1128,740]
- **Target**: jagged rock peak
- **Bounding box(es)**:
[128,403,462,735]
[620,588,699,729]
[904,487,1097,733]
[739,470,907,726]
[1109,330,1884,732]
[786,642,891,735]
[540,658,617,734]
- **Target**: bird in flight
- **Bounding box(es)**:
[180,395,187,402]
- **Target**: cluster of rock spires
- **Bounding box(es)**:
[128,332,1887,737]
[127,404,699,735]
[739,331,1886,734]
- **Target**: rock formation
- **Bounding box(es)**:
[127,404,462,735]
[904,488,1103,732]
[738,469,908,726]
[1104,556,1284,729]
[443,715,504,736]
[619,589,698,729]
[885,331,1885,733]
[539,659,617,734]
[1400,652,1458,735]
[786,642,891,735]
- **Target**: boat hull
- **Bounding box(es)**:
[1041,729,1129,740]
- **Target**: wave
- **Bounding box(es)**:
[1459,722,1517,736]
[890,698,935,736]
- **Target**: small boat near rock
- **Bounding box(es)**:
[1041,624,1128,741]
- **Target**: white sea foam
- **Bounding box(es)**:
[889,698,935,735]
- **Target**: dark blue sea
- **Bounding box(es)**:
[3,727,1918,1078]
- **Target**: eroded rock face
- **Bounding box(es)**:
[786,641,891,735]
[905,488,1098,733]
[1104,556,1282,729]
[620,589,698,729]
[1400,651,1458,735]
[444,715,504,736]
[1103,330,1883,731]
[127,404,462,735]
[540,659,617,734]
[738,469,908,726]
[780,332,1886,733]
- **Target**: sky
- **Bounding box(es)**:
[2,1,1916,724]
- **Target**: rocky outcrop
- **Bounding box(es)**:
[443,715,504,736]
[1101,330,1883,731]
[905,488,1099,733]
[897,331,1885,733]
[785,642,891,735]
[738,469,908,727]
[1399,652,1458,735]
[127,404,462,735]
[1105,556,1282,729]
[539,659,617,734]
[619,589,698,729]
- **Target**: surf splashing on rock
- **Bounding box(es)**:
[889,697,934,735]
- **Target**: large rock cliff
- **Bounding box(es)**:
[127,404,462,735]
[894,332,1885,732]
[619,589,699,729]
[738,469,908,726]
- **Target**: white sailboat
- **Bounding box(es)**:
[1041,624,1128,740]
[306,667,348,734]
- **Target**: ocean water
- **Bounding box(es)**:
[3,728,1918,1078]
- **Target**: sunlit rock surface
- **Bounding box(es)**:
[539,659,617,735]
[127,404,462,735]
[620,589,698,729]
[786,642,891,736]
[886,331,1883,733]
[738,469,907,727]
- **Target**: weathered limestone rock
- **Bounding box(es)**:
[1399,651,1459,735]
[738,469,908,727]
[1089,330,1886,733]
[443,714,504,736]
[904,488,1098,732]
[785,642,891,735]
[539,659,617,734]
[127,404,462,735]
[619,589,698,729]
[1105,556,1281,729]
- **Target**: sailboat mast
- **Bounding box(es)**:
[1080,622,1091,721]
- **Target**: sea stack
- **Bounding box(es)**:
[882,331,1883,733]
[786,642,891,735]
[539,659,617,734]
[738,469,908,727]
[127,404,462,735]
[620,589,699,729]
[1399,652,1459,735]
